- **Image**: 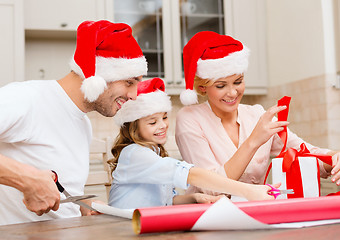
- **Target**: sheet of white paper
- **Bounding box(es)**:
[192,197,340,231]
[92,202,134,219]
[192,197,272,230]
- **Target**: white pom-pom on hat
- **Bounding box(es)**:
[180,89,198,106]
[80,76,107,102]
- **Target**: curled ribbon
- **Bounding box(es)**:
[279,143,332,173]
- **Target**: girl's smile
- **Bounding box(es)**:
[154,130,166,137]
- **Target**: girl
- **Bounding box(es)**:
[175,31,340,196]
[108,77,277,209]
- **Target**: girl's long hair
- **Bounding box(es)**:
[107,120,168,174]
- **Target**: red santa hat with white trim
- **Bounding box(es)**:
[180,31,250,105]
[70,20,148,102]
[114,78,172,126]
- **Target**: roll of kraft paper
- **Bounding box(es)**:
[132,195,340,234]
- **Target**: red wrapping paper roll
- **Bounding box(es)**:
[132,195,340,234]
[132,203,210,234]
[237,195,340,224]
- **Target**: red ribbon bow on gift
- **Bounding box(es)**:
[264,96,332,198]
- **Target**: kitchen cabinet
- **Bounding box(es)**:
[23,0,110,81]
[0,0,25,87]
[106,0,267,94]
[24,0,107,32]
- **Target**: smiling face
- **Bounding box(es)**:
[137,112,169,145]
[200,74,245,117]
[86,76,142,117]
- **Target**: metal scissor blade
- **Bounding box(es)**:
[62,189,72,198]
[52,171,98,211]
[280,189,294,194]
[73,199,98,212]
[60,194,97,203]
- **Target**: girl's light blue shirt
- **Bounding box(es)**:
[108,144,194,209]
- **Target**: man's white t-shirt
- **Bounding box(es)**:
[0,80,92,225]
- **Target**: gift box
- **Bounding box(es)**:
[271,144,331,199]
[267,96,332,199]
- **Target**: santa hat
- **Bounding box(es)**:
[114,78,172,126]
[180,31,250,105]
[70,20,148,102]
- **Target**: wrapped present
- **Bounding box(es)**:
[272,143,332,199]
[266,96,332,199]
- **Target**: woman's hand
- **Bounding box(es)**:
[331,152,340,185]
[244,182,281,201]
[248,105,289,148]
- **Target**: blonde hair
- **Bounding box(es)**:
[193,76,214,96]
[107,120,168,173]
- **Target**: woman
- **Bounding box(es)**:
[175,31,340,195]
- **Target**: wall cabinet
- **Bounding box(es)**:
[23,0,109,81]
[0,0,24,87]
[106,0,267,94]
[24,0,107,32]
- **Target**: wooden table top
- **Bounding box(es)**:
[1,214,340,240]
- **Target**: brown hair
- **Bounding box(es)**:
[193,76,214,96]
[107,120,169,174]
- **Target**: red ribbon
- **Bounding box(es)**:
[264,96,332,198]
[278,143,332,198]
[277,96,291,154]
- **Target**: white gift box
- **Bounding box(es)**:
[272,156,320,199]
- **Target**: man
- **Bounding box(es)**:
[0,20,147,225]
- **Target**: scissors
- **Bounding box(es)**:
[266,184,294,199]
[52,171,98,212]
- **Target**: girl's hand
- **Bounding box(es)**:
[331,152,340,185]
[245,182,281,201]
[248,105,289,148]
[193,193,224,204]
[80,199,105,216]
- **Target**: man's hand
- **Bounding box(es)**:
[22,170,60,216]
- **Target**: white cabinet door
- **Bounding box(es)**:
[24,0,107,31]
[226,0,267,94]
[0,0,25,87]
